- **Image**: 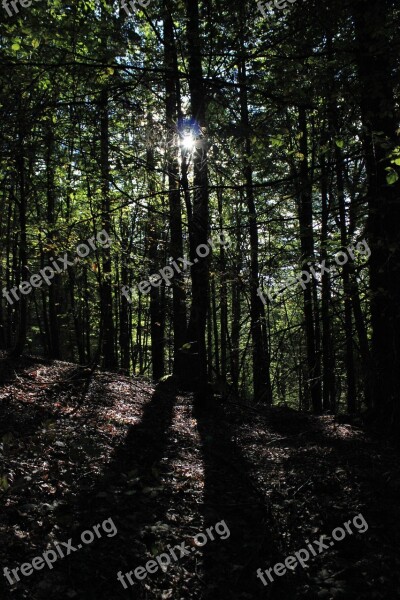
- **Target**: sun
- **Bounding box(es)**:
[181,133,196,152]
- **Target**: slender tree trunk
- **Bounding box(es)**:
[207,290,213,380]
[67,266,85,363]
[350,274,372,409]
[11,121,28,358]
[297,106,322,413]
[146,128,165,380]
[2,197,13,347]
[46,120,61,359]
[218,189,228,383]
[99,88,117,370]
[238,32,272,403]
[320,152,336,411]
[334,138,356,412]
[230,219,241,395]
[164,2,187,372]
[211,277,220,378]
[119,255,131,372]
[83,267,91,362]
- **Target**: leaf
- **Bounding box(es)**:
[386,170,399,185]
[335,139,344,148]
[11,43,20,51]
[271,135,283,147]
[32,39,40,49]
[0,475,9,491]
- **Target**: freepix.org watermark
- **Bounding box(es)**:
[117,520,230,589]
[2,0,41,17]
[257,0,297,18]
[257,239,371,305]
[120,0,150,15]
[121,231,231,302]
[2,229,112,306]
[3,517,117,586]
[256,513,368,586]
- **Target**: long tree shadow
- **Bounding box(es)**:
[2,374,179,600]
[255,409,400,599]
[53,381,180,600]
[192,400,286,599]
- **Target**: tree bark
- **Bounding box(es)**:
[45,120,61,359]
[164,1,187,373]
[353,0,400,431]
[320,152,336,411]
[237,29,272,403]
[146,129,165,380]
[11,118,28,358]
[297,106,322,413]
[99,88,117,370]
[178,0,210,398]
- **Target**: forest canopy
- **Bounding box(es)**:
[0,0,400,431]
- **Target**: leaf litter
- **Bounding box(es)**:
[0,357,399,599]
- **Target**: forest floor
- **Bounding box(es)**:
[0,357,400,600]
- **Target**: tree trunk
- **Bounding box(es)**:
[218,188,228,383]
[99,88,117,370]
[164,1,187,372]
[11,120,28,358]
[237,31,272,403]
[334,136,356,413]
[297,106,322,413]
[320,152,336,411]
[146,131,165,380]
[230,219,241,395]
[353,0,400,431]
[45,120,61,359]
[178,0,210,398]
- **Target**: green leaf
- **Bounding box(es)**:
[335,139,344,148]
[386,170,399,185]
[0,475,9,491]
[271,135,283,147]
[11,43,20,51]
